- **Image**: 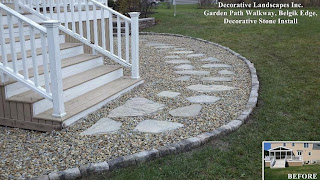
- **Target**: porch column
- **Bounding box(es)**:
[285,150,287,159]
[280,148,281,159]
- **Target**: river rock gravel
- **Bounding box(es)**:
[0,34,251,179]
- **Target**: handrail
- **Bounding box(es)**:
[17,0,140,78]
[18,2,132,67]
[0,3,66,117]
[270,157,276,167]
[0,3,46,33]
[91,0,131,22]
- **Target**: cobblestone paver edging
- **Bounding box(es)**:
[31,32,259,180]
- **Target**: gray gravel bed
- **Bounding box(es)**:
[0,34,251,179]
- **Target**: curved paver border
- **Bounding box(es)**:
[31,33,259,180]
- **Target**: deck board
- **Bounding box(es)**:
[34,77,143,122]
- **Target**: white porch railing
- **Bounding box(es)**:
[1,0,14,3]
[0,3,66,117]
[17,0,140,79]
[265,156,271,161]
[292,156,303,161]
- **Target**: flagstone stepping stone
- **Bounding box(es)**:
[174,70,210,75]
[201,64,232,68]
[80,118,122,135]
[165,60,191,64]
[134,120,184,133]
[186,95,221,104]
[146,43,170,47]
[186,54,205,58]
[165,55,180,59]
[108,97,165,117]
[174,64,194,70]
[201,57,220,62]
[154,46,177,49]
[174,48,187,51]
[174,76,191,81]
[187,84,236,92]
[169,104,202,117]
[170,51,194,54]
[219,70,235,75]
[201,77,232,82]
[157,91,181,98]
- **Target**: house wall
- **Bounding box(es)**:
[271,143,320,163]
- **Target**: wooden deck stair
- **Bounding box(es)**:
[0,9,143,131]
[34,77,143,127]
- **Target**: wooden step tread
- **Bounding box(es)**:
[0,54,101,86]
[0,43,82,62]
[7,65,122,103]
[34,77,143,122]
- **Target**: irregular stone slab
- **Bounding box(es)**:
[201,77,232,82]
[174,76,191,81]
[201,64,232,68]
[157,91,181,98]
[169,104,202,117]
[201,57,220,62]
[186,54,205,58]
[186,95,221,104]
[219,70,235,75]
[146,43,170,47]
[174,64,194,70]
[175,70,210,76]
[154,46,177,49]
[134,120,184,133]
[170,51,194,54]
[165,55,180,59]
[165,60,191,64]
[108,98,165,117]
[81,118,122,135]
[174,48,187,51]
[187,84,236,92]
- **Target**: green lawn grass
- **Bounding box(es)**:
[265,165,320,180]
[89,4,320,180]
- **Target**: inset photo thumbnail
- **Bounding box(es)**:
[263,141,320,180]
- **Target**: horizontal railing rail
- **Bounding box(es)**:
[291,156,303,161]
[0,3,65,117]
[17,0,140,79]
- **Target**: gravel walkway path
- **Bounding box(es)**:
[0,34,251,179]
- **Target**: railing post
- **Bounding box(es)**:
[129,12,140,79]
[105,0,108,7]
[43,20,66,118]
